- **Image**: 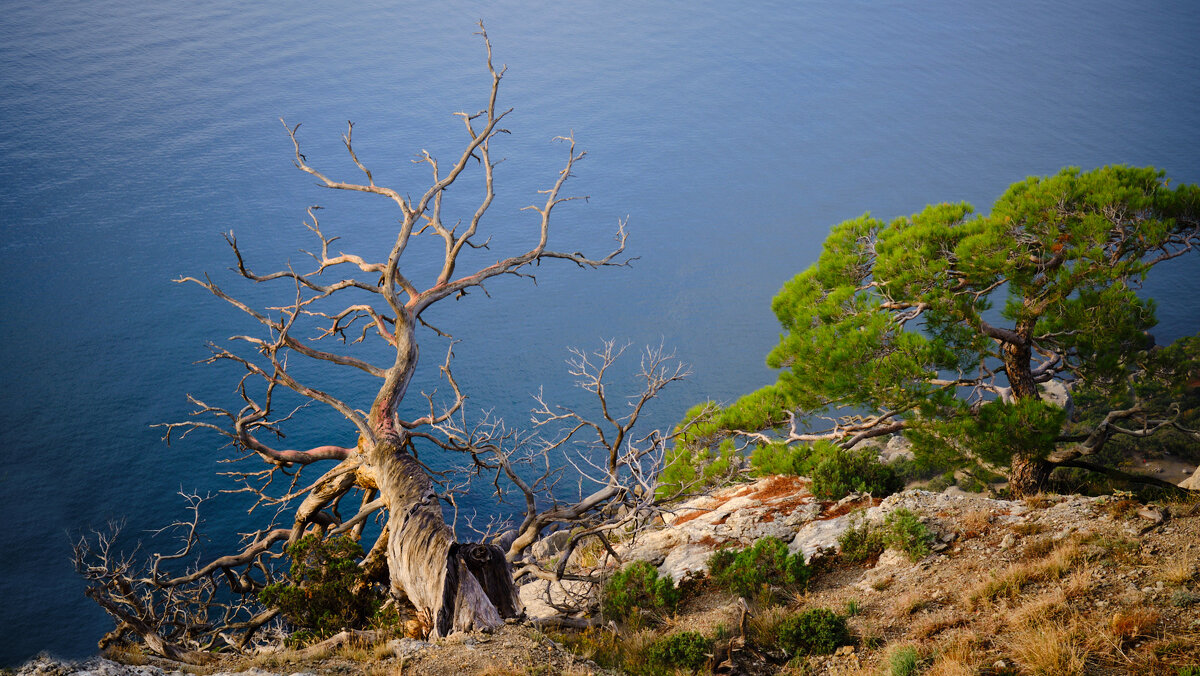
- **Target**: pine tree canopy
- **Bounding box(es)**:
[667,165,1200,496]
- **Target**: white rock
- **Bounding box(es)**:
[518,578,594,619]
[1180,466,1200,491]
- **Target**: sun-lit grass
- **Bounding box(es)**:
[965,540,1083,608]
[1006,619,1087,675]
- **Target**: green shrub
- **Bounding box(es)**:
[838,508,934,563]
[643,631,712,674]
[838,515,885,563]
[707,536,811,598]
[258,534,391,645]
[881,509,935,561]
[775,608,849,656]
[750,442,810,476]
[1177,667,1200,676]
[602,560,682,624]
[806,443,902,500]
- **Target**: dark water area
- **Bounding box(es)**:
[1,0,1198,663]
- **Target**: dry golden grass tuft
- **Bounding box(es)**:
[1103,498,1142,520]
[1006,619,1087,675]
[892,590,934,617]
[1020,536,1055,559]
[925,632,987,676]
[1162,559,1196,586]
[748,604,793,645]
[957,509,993,537]
[1010,521,1048,537]
[910,609,968,640]
[1109,606,1160,643]
[1023,493,1057,510]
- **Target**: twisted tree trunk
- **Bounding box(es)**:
[364,325,520,636]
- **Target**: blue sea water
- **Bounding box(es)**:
[1,0,1198,663]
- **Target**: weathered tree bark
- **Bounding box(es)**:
[372,437,520,636]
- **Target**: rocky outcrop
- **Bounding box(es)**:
[1181,466,1200,491]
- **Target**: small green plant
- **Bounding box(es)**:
[602,560,683,625]
[838,508,934,563]
[707,536,811,598]
[844,598,862,617]
[838,514,885,563]
[775,608,850,656]
[1171,589,1200,608]
[806,443,903,500]
[1177,667,1200,676]
[642,631,713,675]
[888,645,922,676]
[881,508,935,561]
[258,534,392,645]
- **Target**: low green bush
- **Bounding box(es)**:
[750,442,809,476]
[837,508,934,563]
[807,443,902,500]
[838,515,885,563]
[642,631,712,675]
[258,534,392,645]
[881,508,935,561]
[775,608,849,656]
[707,536,811,598]
[602,560,683,625]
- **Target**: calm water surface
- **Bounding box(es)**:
[2,0,1198,663]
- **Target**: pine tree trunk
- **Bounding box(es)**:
[1008,454,1053,496]
[1000,325,1053,496]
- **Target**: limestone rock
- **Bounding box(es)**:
[1180,466,1200,491]
[518,578,594,620]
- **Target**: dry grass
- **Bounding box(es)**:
[1020,536,1055,559]
[1023,493,1057,510]
[925,633,986,676]
[1011,521,1048,536]
[1109,606,1160,643]
[748,604,793,645]
[965,540,1083,608]
[1103,498,1142,520]
[870,574,894,592]
[1006,619,1087,675]
[1161,559,1196,586]
[892,590,934,617]
[910,609,967,640]
[957,509,993,538]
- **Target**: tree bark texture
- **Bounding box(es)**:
[371,437,521,636]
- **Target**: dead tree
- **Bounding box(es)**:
[77,25,638,658]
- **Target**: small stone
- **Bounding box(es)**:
[999,533,1017,550]
[994,659,1007,669]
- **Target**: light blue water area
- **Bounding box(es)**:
[1,0,1198,663]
